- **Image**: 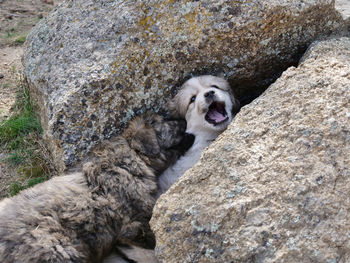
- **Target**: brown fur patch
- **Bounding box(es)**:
[0,112,191,262]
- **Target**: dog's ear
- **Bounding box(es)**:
[156,119,187,148]
[124,116,161,157]
[227,87,240,115]
[231,96,240,115]
[167,89,189,118]
[172,132,195,155]
[130,130,160,157]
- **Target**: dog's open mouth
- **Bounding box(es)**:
[205,101,229,126]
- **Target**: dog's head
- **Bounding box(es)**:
[124,113,194,172]
[169,75,240,136]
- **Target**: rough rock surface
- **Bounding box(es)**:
[151,36,350,263]
[335,0,350,20]
[23,0,343,170]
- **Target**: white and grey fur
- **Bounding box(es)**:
[105,76,240,263]
[158,75,240,195]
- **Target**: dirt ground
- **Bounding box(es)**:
[0,0,62,118]
[0,0,62,198]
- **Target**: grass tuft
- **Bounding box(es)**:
[0,78,56,196]
[0,115,42,141]
[5,29,16,38]
[27,176,47,188]
[14,35,26,45]
[9,176,47,197]
[0,87,42,145]
[9,181,24,197]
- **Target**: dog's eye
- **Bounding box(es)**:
[190,95,196,104]
[211,85,219,89]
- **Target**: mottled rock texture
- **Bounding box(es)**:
[151,36,350,263]
[335,0,350,20]
[23,0,343,170]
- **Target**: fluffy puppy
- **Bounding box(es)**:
[104,76,239,263]
[158,75,240,194]
[0,113,192,263]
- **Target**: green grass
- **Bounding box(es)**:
[14,35,26,45]
[8,181,24,197]
[2,30,26,46]
[5,29,16,38]
[0,80,55,196]
[0,88,42,144]
[6,152,26,166]
[1,115,42,142]
[2,83,10,89]
[27,176,47,187]
[9,176,47,197]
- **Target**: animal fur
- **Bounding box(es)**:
[104,245,157,263]
[0,113,192,263]
[117,75,240,263]
[103,75,240,263]
[158,75,240,194]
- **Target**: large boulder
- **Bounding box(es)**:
[23,0,343,170]
[150,36,350,262]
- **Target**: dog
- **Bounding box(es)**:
[0,113,193,263]
[158,75,240,194]
[102,75,240,263]
[114,75,240,263]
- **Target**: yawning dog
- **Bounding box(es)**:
[158,75,240,194]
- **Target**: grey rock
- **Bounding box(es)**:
[335,0,350,20]
[151,36,350,262]
[23,0,343,171]
[0,74,4,79]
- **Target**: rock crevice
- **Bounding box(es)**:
[151,36,350,263]
[23,0,343,170]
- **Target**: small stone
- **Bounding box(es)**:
[42,0,54,4]
[0,74,4,79]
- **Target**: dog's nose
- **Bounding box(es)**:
[204,90,215,98]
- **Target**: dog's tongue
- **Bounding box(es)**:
[208,109,226,123]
